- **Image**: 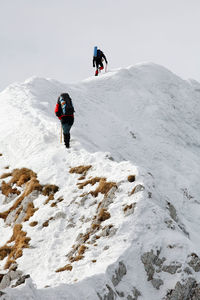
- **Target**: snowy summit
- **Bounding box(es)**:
[0,63,200,300]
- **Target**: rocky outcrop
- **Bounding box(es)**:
[164,278,200,300]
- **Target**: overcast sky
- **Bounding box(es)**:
[1,0,200,91]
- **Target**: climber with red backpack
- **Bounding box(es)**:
[93,46,108,76]
[55,93,75,148]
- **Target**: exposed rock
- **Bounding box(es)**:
[165,219,176,230]
[112,261,127,287]
[97,284,117,300]
[12,274,30,288]
[167,202,178,223]
[167,202,189,237]
[162,263,182,274]
[188,253,200,272]
[104,246,109,251]
[130,184,145,195]
[0,274,11,290]
[53,211,66,220]
[0,268,28,290]
[116,290,124,297]
[164,278,200,300]
[99,186,117,210]
[183,267,193,275]
[141,250,165,281]
[123,203,136,217]
[101,225,117,238]
[127,287,141,300]
[151,278,164,290]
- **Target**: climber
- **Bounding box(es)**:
[55,93,75,148]
[93,46,108,76]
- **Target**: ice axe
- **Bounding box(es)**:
[60,124,63,143]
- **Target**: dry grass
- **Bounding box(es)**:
[56,264,73,273]
[92,260,96,263]
[0,172,12,179]
[78,245,87,255]
[4,259,16,270]
[4,166,9,169]
[29,221,38,227]
[14,206,23,222]
[0,245,12,260]
[69,165,92,175]
[97,208,111,222]
[1,181,20,197]
[91,223,100,231]
[130,184,144,195]
[3,224,30,269]
[45,194,54,204]
[91,178,117,197]
[42,220,49,227]
[0,153,2,156]
[42,184,59,196]
[128,175,136,182]
[124,204,134,212]
[23,202,38,222]
[78,177,117,198]
[0,176,42,221]
[50,196,64,207]
[78,177,102,189]
[69,255,84,262]
[78,175,86,180]
[10,168,37,186]
[82,233,90,242]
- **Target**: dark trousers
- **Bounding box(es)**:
[95,59,103,70]
[61,116,74,148]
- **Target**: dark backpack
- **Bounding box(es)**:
[97,49,105,58]
[58,93,74,116]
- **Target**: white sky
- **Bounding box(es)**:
[1,0,200,91]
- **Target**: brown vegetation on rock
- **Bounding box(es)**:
[56,264,73,272]
[29,221,38,227]
[0,245,12,260]
[128,175,136,182]
[10,168,36,186]
[124,203,134,213]
[42,220,49,227]
[78,177,117,198]
[1,181,20,197]
[42,184,59,196]
[45,194,54,204]
[1,224,30,269]
[69,255,84,262]
[97,208,111,222]
[23,202,38,222]
[50,196,64,207]
[130,184,145,195]
[91,178,117,197]
[0,176,42,221]
[69,165,92,175]
[0,172,12,179]
[78,177,102,189]
[78,245,87,255]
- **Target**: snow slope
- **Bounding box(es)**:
[0,63,200,299]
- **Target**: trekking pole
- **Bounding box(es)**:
[60,124,63,143]
[105,63,108,73]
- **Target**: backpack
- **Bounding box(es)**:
[58,93,75,116]
[97,49,103,58]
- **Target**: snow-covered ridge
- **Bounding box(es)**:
[0,63,200,299]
